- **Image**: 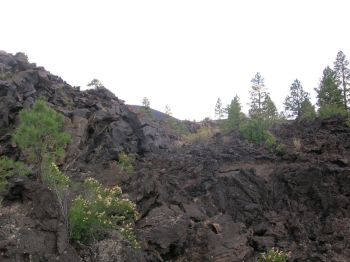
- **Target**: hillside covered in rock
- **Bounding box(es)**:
[1,51,350,262]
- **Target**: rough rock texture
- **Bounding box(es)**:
[0,51,177,261]
[1,51,350,261]
[0,176,80,262]
[120,119,350,261]
[0,51,177,164]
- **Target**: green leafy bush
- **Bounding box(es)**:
[69,178,139,247]
[265,131,277,151]
[241,118,268,145]
[264,132,286,155]
[118,152,135,175]
[257,248,290,262]
[0,156,30,192]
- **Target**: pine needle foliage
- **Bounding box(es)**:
[13,100,71,180]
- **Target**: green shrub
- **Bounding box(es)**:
[183,127,216,144]
[42,162,70,190]
[42,162,71,231]
[264,132,286,155]
[275,143,286,155]
[300,99,316,121]
[118,152,135,175]
[0,156,30,192]
[257,248,290,262]
[166,118,189,137]
[240,118,268,145]
[69,178,139,247]
[319,105,347,118]
[265,131,277,151]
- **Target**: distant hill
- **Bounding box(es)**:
[127,105,180,122]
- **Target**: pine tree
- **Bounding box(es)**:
[300,98,316,120]
[262,95,278,124]
[334,51,350,110]
[227,95,242,130]
[142,97,150,108]
[141,97,151,116]
[214,98,224,119]
[13,100,71,180]
[249,72,268,117]
[315,66,345,117]
[284,79,310,119]
[87,79,105,89]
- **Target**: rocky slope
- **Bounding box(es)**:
[1,51,350,261]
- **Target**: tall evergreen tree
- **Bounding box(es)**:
[214,98,224,119]
[249,72,268,117]
[262,95,278,123]
[300,98,316,120]
[142,97,150,108]
[284,79,310,119]
[315,66,345,116]
[141,97,151,115]
[316,66,342,106]
[227,95,242,130]
[334,51,350,110]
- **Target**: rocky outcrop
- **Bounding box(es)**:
[1,51,350,261]
[122,119,350,261]
[0,176,80,262]
[0,51,178,261]
[0,51,178,163]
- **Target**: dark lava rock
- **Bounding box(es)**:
[0,176,80,262]
[1,51,350,261]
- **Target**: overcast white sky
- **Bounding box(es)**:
[2,0,350,120]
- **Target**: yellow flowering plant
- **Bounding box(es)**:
[257,247,291,262]
[69,178,139,247]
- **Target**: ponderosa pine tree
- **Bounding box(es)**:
[142,97,150,108]
[315,66,345,117]
[87,78,105,89]
[227,95,242,130]
[300,98,316,120]
[334,51,350,110]
[284,79,310,119]
[13,100,71,181]
[262,94,278,124]
[249,72,268,117]
[214,98,224,119]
